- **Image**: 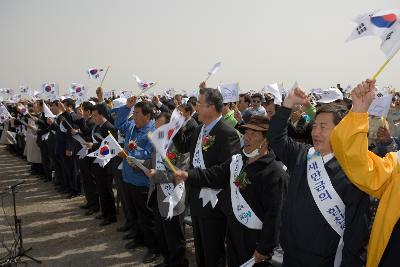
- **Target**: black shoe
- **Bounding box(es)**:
[152,264,166,267]
[124,240,142,250]
[122,231,136,240]
[142,250,159,263]
[95,214,104,220]
[117,224,131,232]
[80,204,90,210]
[99,218,116,226]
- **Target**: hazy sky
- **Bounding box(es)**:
[1,0,399,96]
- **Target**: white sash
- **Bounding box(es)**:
[230,154,263,230]
[307,147,345,267]
[156,152,185,219]
[193,125,221,208]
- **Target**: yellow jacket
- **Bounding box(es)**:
[331,111,400,267]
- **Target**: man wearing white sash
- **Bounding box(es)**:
[268,87,370,267]
[175,115,288,267]
[173,85,241,267]
[143,112,193,267]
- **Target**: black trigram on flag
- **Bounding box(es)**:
[385,31,394,41]
[158,131,165,139]
[357,23,367,35]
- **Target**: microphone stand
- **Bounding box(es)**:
[0,181,42,266]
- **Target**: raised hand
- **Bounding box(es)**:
[96,87,104,102]
[283,87,308,109]
[376,126,391,144]
[151,96,159,105]
[126,96,137,108]
[199,81,206,89]
[351,79,376,113]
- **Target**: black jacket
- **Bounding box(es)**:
[187,150,288,256]
[268,107,370,267]
[287,116,308,142]
[36,112,49,146]
[77,117,96,142]
[174,119,241,218]
[92,120,117,151]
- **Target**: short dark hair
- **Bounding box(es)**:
[315,103,348,125]
[239,94,251,104]
[156,112,171,123]
[251,93,263,100]
[199,88,223,113]
[93,103,109,117]
[188,96,197,106]
[180,103,194,114]
[135,101,155,119]
[82,101,94,112]
[62,98,75,108]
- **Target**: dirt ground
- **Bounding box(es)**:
[0,146,196,267]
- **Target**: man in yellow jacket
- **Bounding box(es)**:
[331,79,400,267]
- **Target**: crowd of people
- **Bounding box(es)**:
[0,79,399,267]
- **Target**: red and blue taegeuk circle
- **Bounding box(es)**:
[100,145,110,156]
[371,13,397,28]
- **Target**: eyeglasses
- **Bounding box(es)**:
[252,100,261,103]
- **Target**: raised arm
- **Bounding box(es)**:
[115,96,136,135]
[268,87,309,172]
[331,79,395,199]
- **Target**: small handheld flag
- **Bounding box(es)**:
[205,62,222,82]
[87,68,104,80]
[134,75,157,91]
[347,10,400,79]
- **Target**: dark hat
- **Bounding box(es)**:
[240,115,269,132]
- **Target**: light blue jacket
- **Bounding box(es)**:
[115,105,155,187]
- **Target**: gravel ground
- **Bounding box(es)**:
[0,146,196,267]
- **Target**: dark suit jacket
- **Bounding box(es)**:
[36,112,49,146]
[92,120,117,151]
[287,116,308,142]
[186,150,288,256]
[77,117,96,142]
[174,119,241,218]
[268,107,370,267]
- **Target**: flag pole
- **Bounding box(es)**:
[99,65,111,88]
[108,131,128,158]
[372,47,400,80]
[147,132,177,173]
[371,48,400,128]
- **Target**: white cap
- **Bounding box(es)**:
[112,97,127,109]
[315,87,343,103]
